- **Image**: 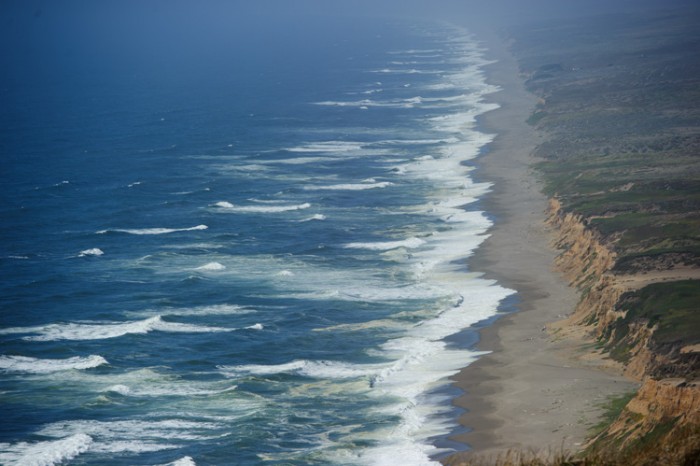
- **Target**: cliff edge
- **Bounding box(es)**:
[519,8,700,460]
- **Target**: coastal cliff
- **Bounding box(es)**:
[445,8,700,464]
[510,8,700,458]
[546,198,700,452]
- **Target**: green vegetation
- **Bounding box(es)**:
[617,280,700,346]
[597,279,700,380]
[512,6,700,378]
[443,7,700,466]
[514,9,700,273]
[589,392,638,437]
[526,110,548,126]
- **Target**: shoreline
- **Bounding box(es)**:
[444,31,638,459]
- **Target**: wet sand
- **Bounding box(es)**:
[444,32,638,461]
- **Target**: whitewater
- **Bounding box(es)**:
[0,13,510,466]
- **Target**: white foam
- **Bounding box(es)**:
[283,28,513,465]
[78,248,104,257]
[128,304,254,318]
[0,433,93,466]
[161,242,225,250]
[97,225,208,235]
[194,262,226,271]
[304,181,392,191]
[212,202,311,213]
[284,141,365,153]
[38,366,242,399]
[37,419,225,447]
[89,440,179,454]
[387,48,441,55]
[300,214,327,222]
[375,137,459,146]
[24,27,524,466]
[219,333,490,393]
[0,355,108,374]
[159,457,197,466]
[314,98,425,109]
[0,316,232,341]
[348,440,443,466]
[213,201,234,208]
[369,68,442,74]
[287,283,446,303]
[104,384,131,395]
[423,82,457,90]
[102,382,238,397]
[344,237,425,251]
[264,156,329,165]
[220,359,386,380]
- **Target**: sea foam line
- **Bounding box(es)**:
[36,418,226,448]
[0,434,93,466]
[304,181,393,191]
[0,316,243,342]
[102,382,238,398]
[344,237,426,251]
[284,141,365,153]
[212,202,311,213]
[126,304,255,318]
[157,457,197,466]
[0,355,108,374]
[97,225,208,235]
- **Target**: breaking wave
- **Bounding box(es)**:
[97,225,208,235]
[0,355,108,374]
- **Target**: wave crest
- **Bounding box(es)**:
[213,202,311,213]
[97,225,207,235]
[0,433,93,466]
[344,237,425,251]
[0,316,233,342]
[0,355,108,374]
[78,248,104,257]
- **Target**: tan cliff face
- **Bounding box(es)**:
[546,198,616,289]
[547,199,627,346]
[546,197,700,448]
[592,378,700,450]
[547,198,692,380]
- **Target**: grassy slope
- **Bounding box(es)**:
[510,9,700,369]
[513,10,700,272]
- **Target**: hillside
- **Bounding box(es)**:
[516,6,700,461]
[447,6,700,465]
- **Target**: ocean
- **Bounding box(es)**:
[0,7,512,466]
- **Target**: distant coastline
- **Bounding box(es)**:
[443,6,700,464]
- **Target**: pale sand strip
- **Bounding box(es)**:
[444,33,639,461]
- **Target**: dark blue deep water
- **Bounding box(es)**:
[1,6,511,465]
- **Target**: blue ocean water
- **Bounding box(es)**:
[1,8,512,466]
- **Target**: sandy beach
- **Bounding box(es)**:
[444,32,639,461]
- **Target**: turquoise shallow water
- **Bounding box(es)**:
[0,9,511,465]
